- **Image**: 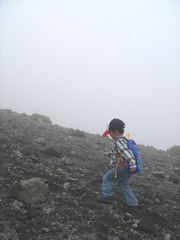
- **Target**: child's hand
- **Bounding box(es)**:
[129,166,136,173]
[104,152,113,157]
[129,159,136,173]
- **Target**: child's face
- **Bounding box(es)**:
[109,130,122,139]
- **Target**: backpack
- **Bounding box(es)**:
[126,139,142,174]
[115,137,142,174]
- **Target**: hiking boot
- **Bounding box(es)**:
[97,195,114,204]
[125,205,140,214]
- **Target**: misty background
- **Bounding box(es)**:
[0,0,180,150]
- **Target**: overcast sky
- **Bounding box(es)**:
[0,0,180,149]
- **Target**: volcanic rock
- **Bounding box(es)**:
[12,178,48,204]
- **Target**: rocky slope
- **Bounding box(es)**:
[0,109,179,240]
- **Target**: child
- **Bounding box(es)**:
[98,118,138,207]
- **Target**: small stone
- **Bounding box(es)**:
[164,233,171,240]
[43,208,51,215]
[152,171,165,178]
[132,223,138,228]
[12,200,24,210]
[14,150,23,158]
[41,228,49,233]
[51,222,64,231]
[64,158,71,165]
[124,212,133,221]
[63,182,70,190]
[35,137,46,144]
[70,150,77,156]
[67,177,78,182]
[154,198,160,204]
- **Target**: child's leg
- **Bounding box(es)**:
[102,168,116,197]
[118,170,138,206]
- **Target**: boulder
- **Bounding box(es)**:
[12,178,48,204]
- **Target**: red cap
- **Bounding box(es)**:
[102,129,110,137]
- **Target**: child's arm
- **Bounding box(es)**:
[115,139,136,172]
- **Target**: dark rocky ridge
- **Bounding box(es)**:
[0,109,179,240]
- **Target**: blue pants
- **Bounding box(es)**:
[102,167,138,206]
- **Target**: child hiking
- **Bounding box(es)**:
[98,118,141,208]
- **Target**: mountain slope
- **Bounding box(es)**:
[0,109,179,240]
